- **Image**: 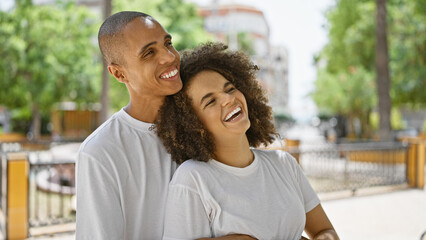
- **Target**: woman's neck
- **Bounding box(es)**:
[213,135,254,168]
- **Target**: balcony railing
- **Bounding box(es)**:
[295,142,408,193]
[0,138,424,239]
[28,151,76,228]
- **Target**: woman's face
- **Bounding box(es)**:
[186,70,250,141]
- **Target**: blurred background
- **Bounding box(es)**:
[0,0,425,239]
[0,0,425,141]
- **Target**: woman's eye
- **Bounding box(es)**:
[166,41,173,47]
[226,87,235,93]
[205,99,215,107]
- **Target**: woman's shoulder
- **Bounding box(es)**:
[253,148,298,167]
[178,159,210,171]
[253,148,293,160]
[171,160,210,184]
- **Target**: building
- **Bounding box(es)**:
[198,3,270,56]
[255,46,289,114]
[196,2,289,114]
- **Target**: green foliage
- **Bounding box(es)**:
[388,0,426,106]
[323,0,376,74]
[237,32,255,56]
[0,1,100,133]
[109,0,213,110]
[274,112,295,123]
[9,107,32,133]
[313,0,426,137]
[370,107,406,131]
[313,66,377,116]
[423,119,426,132]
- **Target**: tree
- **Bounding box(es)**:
[375,0,392,140]
[313,0,377,137]
[389,0,426,106]
[312,0,426,138]
[100,0,112,123]
[312,67,376,138]
[236,32,255,56]
[0,1,99,139]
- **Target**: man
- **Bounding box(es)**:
[76,11,181,239]
[76,11,254,239]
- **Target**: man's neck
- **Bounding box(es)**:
[125,96,165,123]
[213,136,253,168]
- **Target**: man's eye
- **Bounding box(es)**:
[144,50,154,57]
[166,41,173,47]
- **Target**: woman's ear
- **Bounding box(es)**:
[108,64,127,83]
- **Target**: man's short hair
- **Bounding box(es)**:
[98,11,152,65]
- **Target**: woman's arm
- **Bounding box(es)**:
[198,234,257,240]
[304,204,339,240]
[163,185,212,240]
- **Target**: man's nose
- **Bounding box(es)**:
[159,48,176,64]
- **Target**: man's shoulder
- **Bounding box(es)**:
[78,110,163,163]
[79,113,121,152]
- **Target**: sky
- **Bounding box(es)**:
[188,0,336,122]
[0,0,14,11]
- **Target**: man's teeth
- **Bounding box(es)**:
[224,107,241,121]
[161,69,178,79]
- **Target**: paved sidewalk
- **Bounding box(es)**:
[321,187,426,240]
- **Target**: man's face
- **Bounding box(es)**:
[114,17,182,99]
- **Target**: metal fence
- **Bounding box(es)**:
[27,145,77,228]
[0,141,77,229]
[0,139,412,236]
[28,151,76,228]
[293,142,408,193]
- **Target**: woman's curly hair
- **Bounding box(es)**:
[155,42,277,164]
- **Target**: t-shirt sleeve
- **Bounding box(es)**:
[163,184,212,240]
[285,152,320,213]
[76,152,124,240]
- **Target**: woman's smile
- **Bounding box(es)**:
[224,106,244,122]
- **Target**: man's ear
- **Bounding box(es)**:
[108,64,127,83]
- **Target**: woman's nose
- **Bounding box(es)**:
[221,93,235,107]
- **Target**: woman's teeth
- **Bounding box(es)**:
[224,107,242,122]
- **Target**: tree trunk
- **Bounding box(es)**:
[361,110,372,139]
[100,0,112,123]
[100,60,110,123]
[375,0,392,140]
[31,103,41,141]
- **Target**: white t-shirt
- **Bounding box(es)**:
[163,149,320,240]
[76,109,177,240]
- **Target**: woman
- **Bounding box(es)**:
[155,42,339,240]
